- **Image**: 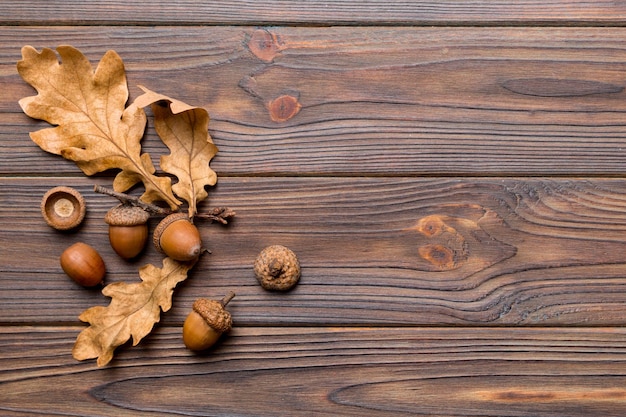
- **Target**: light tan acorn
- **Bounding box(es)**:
[104,204,150,259]
[183,292,235,351]
[60,242,106,287]
[153,213,203,261]
[254,245,301,291]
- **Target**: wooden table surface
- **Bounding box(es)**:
[4,2,626,416]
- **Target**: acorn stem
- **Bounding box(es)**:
[220,291,236,307]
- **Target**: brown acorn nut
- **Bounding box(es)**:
[254,245,301,291]
[60,242,106,287]
[153,213,202,261]
[182,292,235,351]
[104,204,150,259]
[41,186,86,231]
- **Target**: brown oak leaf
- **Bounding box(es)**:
[134,86,218,217]
[17,45,180,209]
[72,257,197,367]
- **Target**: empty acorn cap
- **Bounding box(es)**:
[41,186,86,230]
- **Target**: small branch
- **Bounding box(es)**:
[195,207,237,224]
[93,185,171,215]
[94,185,236,223]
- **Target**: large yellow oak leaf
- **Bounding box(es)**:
[134,86,218,217]
[72,257,196,367]
[17,45,180,209]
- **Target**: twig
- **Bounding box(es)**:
[93,185,171,215]
[94,185,236,224]
[195,207,237,224]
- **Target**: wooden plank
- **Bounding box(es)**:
[2,326,626,416]
[3,0,626,25]
[4,27,626,176]
[3,176,626,326]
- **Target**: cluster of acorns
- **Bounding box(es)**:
[41,186,301,353]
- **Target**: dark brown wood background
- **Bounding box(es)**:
[3,2,626,416]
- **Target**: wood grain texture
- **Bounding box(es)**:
[2,326,626,416]
[3,0,626,25]
[3,176,626,326]
[4,27,626,176]
[4,2,626,415]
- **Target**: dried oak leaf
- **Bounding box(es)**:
[134,86,218,217]
[73,257,196,367]
[17,45,180,209]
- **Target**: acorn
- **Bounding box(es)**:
[104,204,150,259]
[153,213,203,261]
[254,245,301,291]
[183,292,235,351]
[60,242,106,287]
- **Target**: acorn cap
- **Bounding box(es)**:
[152,212,190,252]
[254,245,301,291]
[41,186,86,230]
[104,204,150,226]
[192,298,233,333]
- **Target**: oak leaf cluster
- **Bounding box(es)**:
[18,45,219,366]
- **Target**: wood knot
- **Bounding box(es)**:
[412,214,468,271]
[268,94,302,123]
[406,206,517,276]
[247,29,283,63]
[418,244,455,270]
[415,215,446,237]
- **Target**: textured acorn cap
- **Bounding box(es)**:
[41,186,86,230]
[254,245,301,291]
[152,212,191,252]
[192,298,233,333]
[104,204,150,226]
